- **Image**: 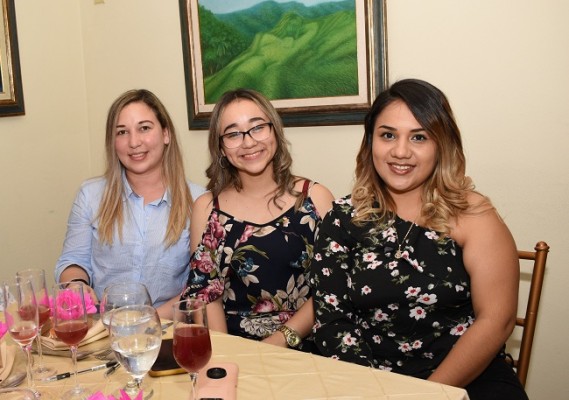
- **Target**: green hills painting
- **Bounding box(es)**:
[198,0,358,104]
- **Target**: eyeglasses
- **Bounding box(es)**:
[220,122,273,149]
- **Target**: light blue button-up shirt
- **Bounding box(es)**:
[54,175,206,307]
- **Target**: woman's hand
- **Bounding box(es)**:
[262,331,287,347]
[59,265,99,303]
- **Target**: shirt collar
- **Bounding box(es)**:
[121,170,170,206]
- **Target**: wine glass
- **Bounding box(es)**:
[16,269,57,380]
[52,282,89,400]
[2,278,40,399]
[109,305,162,400]
[100,282,152,330]
[172,299,212,400]
[0,388,41,400]
[100,282,153,397]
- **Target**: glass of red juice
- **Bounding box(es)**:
[52,282,90,400]
[172,299,212,400]
[16,268,57,380]
[3,277,40,397]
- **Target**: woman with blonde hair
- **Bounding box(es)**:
[177,88,334,350]
[309,79,527,399]
[55,89,205,310]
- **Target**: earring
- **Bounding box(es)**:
[218,156,228,169]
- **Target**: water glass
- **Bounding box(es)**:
[109,304,162,399]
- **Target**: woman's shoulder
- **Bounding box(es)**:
[298,178,336,216]
[187,180,207,199]
[307,181,334,201]
[193,191,214,212]
[331,194,353,208]
[324,194,355,219]
[448,190,493,221]
[451,190,506,245]
[78,176,107,193]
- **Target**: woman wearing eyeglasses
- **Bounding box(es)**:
[177,88,334,350]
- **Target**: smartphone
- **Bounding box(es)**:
[197,362,239,400]
[148,339,186,377]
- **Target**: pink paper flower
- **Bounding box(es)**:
[87,390,143,400]
[118,390,143,400]
[55,290,97,320]
[84,294,98,314]
[0,321,7,339]
[86,392,107,400]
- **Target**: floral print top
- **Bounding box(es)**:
[182,181,322,349]
[308,196,474,378]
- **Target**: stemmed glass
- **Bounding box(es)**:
[100,282,154,397]
[16,269,57,380]
[100,282,152,330]
[52,282,89,400]
[2,278,40,399]
[172,299,212,400]
[109,305,162,400]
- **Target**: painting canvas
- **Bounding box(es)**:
[180,0,387,128]
[0,0,25,116]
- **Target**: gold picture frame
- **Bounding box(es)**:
[179,0,387,129]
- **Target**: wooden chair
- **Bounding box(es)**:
[509,241,549,388]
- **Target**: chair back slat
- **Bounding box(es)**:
[513,241,549,388]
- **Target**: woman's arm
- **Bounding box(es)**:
[206,297,227,333]
[59,265,99,302]
[182,193,228,333]
[155,296,179,320]
[309,183,335,218]
[157,291,227,334]
[188,194,227,333]
[189,193,214,254]
[157,192,215,321]
[262,298,315,347]
[263,183,334,347]
[55,184,98,301]
[309,204,375,366]
[428,197,519,387]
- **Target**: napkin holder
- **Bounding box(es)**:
[0,341,16,383]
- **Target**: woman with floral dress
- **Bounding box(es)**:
[177,88,334,350]
[308,79,528,399]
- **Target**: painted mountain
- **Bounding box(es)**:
[198,1,358,103]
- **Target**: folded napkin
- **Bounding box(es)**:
[0,341,16,383]
[41,318,108,350]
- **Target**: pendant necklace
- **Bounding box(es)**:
[394,218,417,259]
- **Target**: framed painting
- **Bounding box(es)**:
[0,0,24,117]
[179,0,387,129]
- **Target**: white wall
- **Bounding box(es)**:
[0,1,566,398]
[0,1,90,282]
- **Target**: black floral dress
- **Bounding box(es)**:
[182,181,322,349]
[308,195,475,378]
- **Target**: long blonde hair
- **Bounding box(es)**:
[98,89,194,246]
[352,79,488,235]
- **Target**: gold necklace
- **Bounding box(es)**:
[394,219,417,259]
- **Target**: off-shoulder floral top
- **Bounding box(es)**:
[308,195,475,378]
[182,180,322,350]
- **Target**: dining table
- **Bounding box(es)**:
[2,326,470,400]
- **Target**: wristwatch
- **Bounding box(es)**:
[277,325,301,348]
